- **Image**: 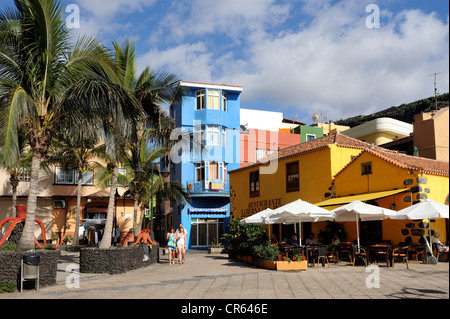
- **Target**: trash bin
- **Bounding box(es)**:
[21,253,40,291]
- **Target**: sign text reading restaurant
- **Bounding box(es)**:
[241,198,282,217]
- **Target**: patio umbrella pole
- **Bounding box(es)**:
[356,213,360,251]
[299,216,302,246]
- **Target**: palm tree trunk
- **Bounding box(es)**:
[98,165,118,249]
[133,192,140,237]
[73,170,83,245]
[17,152,41,251]
[9,174,19,218]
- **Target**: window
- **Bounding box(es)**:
[75,170,94,185]
[196,90,206,110]
[19,171,30,182]
[250,171,260,197]
[361,162,373,175]
[286,161,299,192]
[256,149,266,161]
[222,127,227,147]
[306,134,316,141]
[55,167,75,184]
[222,92,227,112]
[195,163,205,182]
[56,167,94,185]
[207,89,220,110]
[196,89,227,111]
[206,125,221,146]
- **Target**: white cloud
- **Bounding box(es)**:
[146,1,448,122]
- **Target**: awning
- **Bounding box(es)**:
[314,188,409,207]
[189,208,228,214]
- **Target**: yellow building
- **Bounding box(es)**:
[229,133,449,245]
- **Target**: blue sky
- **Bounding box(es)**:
[1,0,449,124]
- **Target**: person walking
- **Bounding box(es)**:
[176,224,187,264]
[166,228,177,265]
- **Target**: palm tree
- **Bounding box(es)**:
[47,130,99,245]
[97,143,191,238]
[105,41,186,239]
[0,0,135,251]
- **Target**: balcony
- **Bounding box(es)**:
[186,180,230,197]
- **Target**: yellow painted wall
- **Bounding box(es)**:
[230,145,363,242]
[51,197,144,239]
[333,152,449,245]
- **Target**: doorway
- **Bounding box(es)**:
[190,218,224,247]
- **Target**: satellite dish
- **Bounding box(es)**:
[312,113,320,123]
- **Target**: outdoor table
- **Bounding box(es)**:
[365,245,391,267]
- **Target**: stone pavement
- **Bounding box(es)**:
[1,248,448,300]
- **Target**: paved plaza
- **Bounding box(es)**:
[1,249,448,300]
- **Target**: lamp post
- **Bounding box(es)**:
[160,167,171,244]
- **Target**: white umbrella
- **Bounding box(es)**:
[389,199,449,220]
[266,199,335,245]
[389,199,449,255]
[240,208,274,225]
[240,208,277,239]
[331,200,397,247]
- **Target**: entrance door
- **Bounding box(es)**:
[190,219,224,247]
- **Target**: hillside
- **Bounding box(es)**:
[335,93,449,128]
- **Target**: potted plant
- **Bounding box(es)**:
[208,240,224,254]
[64,234,73,246]
[51,233,59,245]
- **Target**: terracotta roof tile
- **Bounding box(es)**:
[229,132,449,177]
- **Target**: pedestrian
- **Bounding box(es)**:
[176,224,187,264]
[166,228,177,265]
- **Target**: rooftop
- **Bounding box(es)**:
[229,132,449,177]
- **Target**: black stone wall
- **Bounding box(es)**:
[80,244,159,275]
[0,249,60,290]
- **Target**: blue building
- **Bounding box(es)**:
[169,81,242,249]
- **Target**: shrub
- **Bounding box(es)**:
[252,243,280,261]
[0,243,16,251]
[0,281,16,293]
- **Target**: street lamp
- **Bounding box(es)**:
[159,166,171,243]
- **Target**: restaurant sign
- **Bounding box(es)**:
[240,198,282,217]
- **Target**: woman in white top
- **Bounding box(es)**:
[176,224,188,264]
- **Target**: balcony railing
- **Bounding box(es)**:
[186,180,230,196]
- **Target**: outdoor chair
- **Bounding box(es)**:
[375,243,391,266]
[433,243,449,262]
[351,245,367,267]
[317,245,330,267]
[391,246,409,269]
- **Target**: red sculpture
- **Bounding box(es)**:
[0,206,58,249]
[132,229,157,246]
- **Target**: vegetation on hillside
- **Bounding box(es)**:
[335,93,449,127]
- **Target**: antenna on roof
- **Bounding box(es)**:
[429,72,441,111]
[312,113,327,123]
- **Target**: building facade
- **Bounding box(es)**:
[229,133,449,244]
[169,81,242,248]
[0,162,144,245]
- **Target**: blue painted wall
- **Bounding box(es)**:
[170,83,242,248]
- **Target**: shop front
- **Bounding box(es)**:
[188,208,228,249]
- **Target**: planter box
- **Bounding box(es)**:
[275,260,307,271]
[80,244,159,275]
[255,260,277,270]
[208,247,224,254]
